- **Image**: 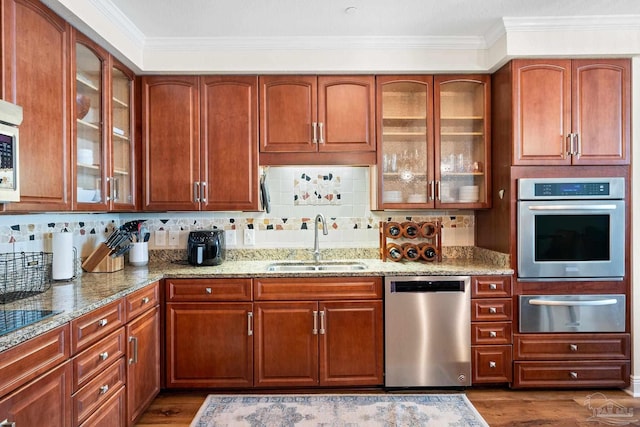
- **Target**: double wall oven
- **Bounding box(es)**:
[516,177,626,333]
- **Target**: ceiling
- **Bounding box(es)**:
[44,0,640,73]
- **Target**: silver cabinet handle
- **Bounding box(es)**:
[200,181,207,202]
[205,287,212,294]
[489,331,497,338]
[570,344,578,352]
[319,310,326,335]
[99,384,109,394]
[247,312,253,336]
[489,307,497,314]
[435,180,440,201]
[566,133,574,156]
[312,310,318,335]
[489,361,496,369]
[0,420,16,427]
[574,133,581,158]
[312,122,318,144]
[98,319,108,327]
[318,122,324,144]
[570,371,578,379]
[193,182,200,203]
[99,352,109,361]
[129,336,138,364]
[529,298,617,306]
[142,296,150,304]
[489,283,497,290]
[105,177,112,202]
[112,176,119,202]
[429,181,435,201]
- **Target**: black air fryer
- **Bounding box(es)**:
[187,230,225,266]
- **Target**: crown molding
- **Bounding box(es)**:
[86,0,145,51]
[503,15,640,32]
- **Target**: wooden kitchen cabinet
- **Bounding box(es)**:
[254,277,383,388]
[506,58,630,165]
[165,278,254,388]
[259,75,376,165]
[142,75,259,211]
[1,0,72,211]
[374,75,490,209]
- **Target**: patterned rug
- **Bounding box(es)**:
[190,394,489,427]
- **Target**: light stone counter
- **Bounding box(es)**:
[0,252,512,352]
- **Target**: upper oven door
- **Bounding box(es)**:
[518,199,625,280]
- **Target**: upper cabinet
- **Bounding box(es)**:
[73,33,136,211]
[511,59,630,165]
[259,75,376,165]
[1,0,72,212]
[374,75,490,210]
[141,75,259,211]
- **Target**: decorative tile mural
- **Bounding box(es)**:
[294,171,341,206]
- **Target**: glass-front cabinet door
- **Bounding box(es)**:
[110,63,135,209]
[435,75,490,208]
[376,76,434,208]
[74,38,106,209]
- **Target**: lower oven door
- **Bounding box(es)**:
[519,294,625,333]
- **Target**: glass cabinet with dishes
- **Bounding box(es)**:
[375,75,490,209]
[73,32,135,210]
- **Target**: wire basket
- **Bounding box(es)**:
[0,252,53,304]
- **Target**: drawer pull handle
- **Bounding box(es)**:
[570,371,578,379]
[247,312,253,336]
[489,331,497,338]
[312,311,318,335]
[99,384,109,394]
[142,297,150,304]
[489,361,496,369]
[205,287,212,294]
[570,344,578,352]
[97,319,108,327]
[129,336,138,364]
[488,307,497,314]
[489,283,497,290]
[99,352,109,361]
[319,310,326,335]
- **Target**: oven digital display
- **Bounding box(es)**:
[534,182,610,197]
[534,214,610,262]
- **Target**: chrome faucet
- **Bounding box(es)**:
[313,213,328,262]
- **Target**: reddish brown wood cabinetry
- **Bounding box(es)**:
[511,59,630,165]
[259,75,376,165]
[141,75,258,211]
[1,0,72,211]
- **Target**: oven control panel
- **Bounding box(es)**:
[534,182,609,197]
[518,177,625,200]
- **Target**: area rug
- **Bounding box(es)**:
[190,394,489,427]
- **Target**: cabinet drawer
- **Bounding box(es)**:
[472,276,512,298]
[255,277,382,300]
[472,345,512,384]
[73,357,125,426]
[514,334,630,360]
[71,299,125,354]
[125,282,160,321]
[513,360,630,388]
[472,322,512,345]
[0,324,69,397]
[72,328,126,392]
[166,278,252,302]
[471,298,512,321]
[78,384,125,427]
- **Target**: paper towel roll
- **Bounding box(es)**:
[52,232,74,280]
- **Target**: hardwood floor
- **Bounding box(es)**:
[135,388,640,426]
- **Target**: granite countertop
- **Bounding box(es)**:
[0,254,513,352]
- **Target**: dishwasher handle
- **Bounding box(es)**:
[390,280,466,293]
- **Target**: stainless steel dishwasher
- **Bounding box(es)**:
[384,276,471,388]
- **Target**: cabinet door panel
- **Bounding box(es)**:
[201,76,259,211]
[142,76,200,210]
[319,76,375,152]
[319,301,383,386]
[254,302,318,387]
[1,0,71,211]
[166,302,253,388]
[572,59,630,165]
[513,60,571,165]
[259,76,317,152]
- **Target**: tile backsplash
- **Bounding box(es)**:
[0,166,475,257]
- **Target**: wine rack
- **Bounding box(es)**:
[379,220,442,262]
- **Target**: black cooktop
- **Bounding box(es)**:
[0,310,61,336]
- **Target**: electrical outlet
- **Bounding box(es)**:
[169,230,180,246]
[154,230,167,247]
[244,229,255,246]
[224,229,237,246]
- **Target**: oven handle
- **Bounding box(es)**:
[529,298,618,306]
[527,204,619,211]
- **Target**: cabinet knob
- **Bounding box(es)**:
[570,371,578,379]
[489,331,497,338]
[97,319,108,327]
[0,419,16,427]
[205,287,212,294]
[99,384,109,394]
[99,352,109,361]
[488,307,497,314]
[142,296,150,304]
[489,283,497,290]
[489,361,496,369]
[569,344,578,352]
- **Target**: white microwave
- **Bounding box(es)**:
[517,177,626,281]
[0,100,22,202]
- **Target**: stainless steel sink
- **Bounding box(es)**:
[266,261,367,272]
